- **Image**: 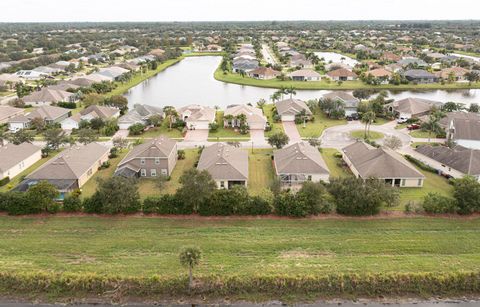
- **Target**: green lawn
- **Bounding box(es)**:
[248,148,274,195]
[296,112,346,138]
[371,117,391,125]
[350,130,384,140]
[262,104,284,137]
[0,149,62,193]
[208,111,250,138]
[321,148,352,178]
[215,67,480,90]
[0,216,478,278]
[137,122,184,139]
[410,130,443,139]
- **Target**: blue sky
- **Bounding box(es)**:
[1,0,479,22]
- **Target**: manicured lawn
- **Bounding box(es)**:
[208,111,250,138]
[215,67,480,90]
[262,104,284,137]
[321,148,352,178]
[138,149,199,197]
[137,122,184,139]
[0,216,478,277]
[371,118,391,125]
[0,149,62,192]
[248,148,274,195]
[296,112,346,138]
[410,130,442,139]
[350,130,384,140]
[81,149,128,198]
[397,166,454,210]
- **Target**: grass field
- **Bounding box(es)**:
[350,130,384,140]
[0,216,478,277]
[296,112,346,138]
[248,148,274,195]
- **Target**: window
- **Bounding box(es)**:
[161,169,167,175]
[220,181,225,188]
[151,169,157,177]
[140,169,146,177]
[140,158,145,165]
[155,158,160,165]
[418,179,422,186]
[401,179,406,186]
[87,168,93,176]
[307,175,312,181]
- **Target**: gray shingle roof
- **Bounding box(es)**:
[0,143,41,173]
[416,145,480,176]
[276,98,312,116]
[274,142,329,175]
[197,143,248,181]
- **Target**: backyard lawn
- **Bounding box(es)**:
[0,216,478,277]
[248,148,274,195]
[262,104,284,137]
[320,148,352,178]
[296,112,346,138]
[208,111,250,139]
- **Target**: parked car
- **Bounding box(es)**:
[397,116,409,124]
[346,113,360,121]
[407,124,420,130]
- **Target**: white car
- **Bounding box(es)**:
[397,116,409,124]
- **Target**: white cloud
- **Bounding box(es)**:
[0,0,479,22]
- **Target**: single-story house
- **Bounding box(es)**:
[232,59,259,72]
[16,142,110,197]
[115,136,177,178]
[177,104,216,130]
[247,67,281,80]
[0,143,42,180]
[96,66,130,81]
[342,141,425,187]
[8,105,71,132]
[381,52,402,62]
[23,88,77,106]
[47,81,80,92]
[0,106,24,124]
[224,104,267,130]
[397,58,428,68]
[61,105,120,130]
[436,67,470,81]
[439,111,480,129]
[326,68,358,81]
[290,58,313,69]
[13,70,48,80]
[276,98,312,122]
[367,68,393,82]
[403,69,438,83]
[117,104,164,130]
[416,145,480,180]
[385,97,442,119]
[447,118,480,149]
[322,91,360,116]
[287,69,321,81]
[197,143,248,189]
[273,141,330,186]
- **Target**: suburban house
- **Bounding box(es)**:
[367,68,393,82]
[13,70,48,80]
[224,104,267,130]
[326,68,358,81]
[114,136,177,178]
[439,111,480,129]
[61,105,120,130]
[197,143,248,189]
[273,142,330,186]
[247,67,281,80]
[322,91,360,116]
[446,117,480,149]
[177,104,216,130]
[96,66,130,81]
[403,69,438,83]
[287,69,321,81]
[118,104,164,130]
[397,58,428,68]
[290,58,313,69]
[16,142,110,197]
[8,105,71,132]
[22,88,77,106]
[436,67,470,81]
[0,106,24,124]
[342,141,425,187]
[0,143,42,180]
[385,97,442,119]
[48,81,80,92]
[276,98,312,121]
[416,145,480,180]
[232,59,259,72]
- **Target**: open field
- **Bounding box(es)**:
[0,216,478,278]
[296,112,346,138]
[214,67,480,90]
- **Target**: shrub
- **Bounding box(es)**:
[208,122,219,132]
[404,155,437,173]
[56,101,77,109]
[82,194,103,214]
[63,194,82,212]
[452,176,480,215]
[274,192,310,217]
[0,176,10,187]
[143,195,193,215]
[422,193,456,214]
[2,192,32,215]
[177,149,186,160]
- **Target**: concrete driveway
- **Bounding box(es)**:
[250,129,267,145]
[282,121,301,143]
[184,129,209,142]
[113,129,129,139]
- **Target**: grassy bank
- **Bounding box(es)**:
[0,216,478,300]
[214,67,480,90]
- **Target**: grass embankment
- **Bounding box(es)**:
[0,216,478,300]
[214,67,480,90]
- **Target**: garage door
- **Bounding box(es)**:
[281,115,295,122]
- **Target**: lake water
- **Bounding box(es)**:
[124,56,480,109]
[314,51,359,66]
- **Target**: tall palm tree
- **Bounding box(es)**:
[270,92,281,103]
[422,114,442,143]
[163,106,178,130]
[286,86,297,99]
[361,111,376,139]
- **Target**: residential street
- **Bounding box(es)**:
[261,44,277,65]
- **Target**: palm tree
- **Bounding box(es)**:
[179,247,201,290]
[163,106,178,130]
[270,92,281,103]
[256,98,266,109]
[422,114,443,143]
[361,111,376,139]
[286,86,297,99]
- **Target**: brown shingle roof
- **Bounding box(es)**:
[23,88,74,104]
[327,68,357,78]
[276,98,312,116]
[27,106,70,121]
[274,142,329,175]
[197,143,248,181]
[0,143,41,173]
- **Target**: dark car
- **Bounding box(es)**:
[407,124,420,130]
[346,113,360,121]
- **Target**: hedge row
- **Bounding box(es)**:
[0,271,479,298]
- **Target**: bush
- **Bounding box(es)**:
[2,192,32,215]
[0,177,10,187]
[208,122,219,132]
[422,193,456,214]
[177,149,186,160]
[56,101,77,109]
[82,194,103,214]
[63,194,82,212]
[452,176,480,215]
[143,195,193,215]
[404,155,437,173]
[274,192,309,217]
